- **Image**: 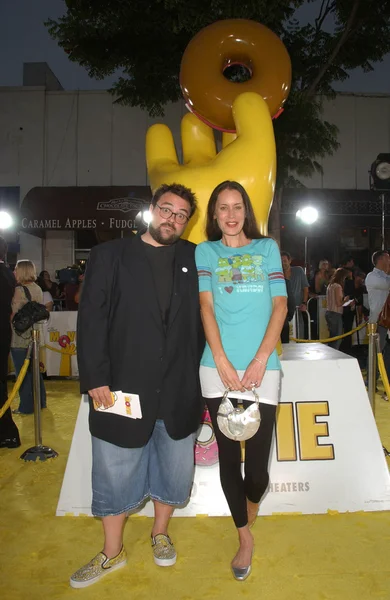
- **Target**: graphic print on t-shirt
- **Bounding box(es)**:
[215,253,265,294]
[196,238,287,370]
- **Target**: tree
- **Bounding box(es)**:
[47,1,390,240]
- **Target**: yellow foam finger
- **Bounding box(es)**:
[146,123,179,187]
[181,112,216,165]
[232,92,274,140]
[222,131,237,149]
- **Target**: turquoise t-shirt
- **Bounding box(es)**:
[195,237,287,371]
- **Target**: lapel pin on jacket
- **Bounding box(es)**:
[182,267,188,273]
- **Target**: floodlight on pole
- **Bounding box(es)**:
[370,154,390,191]
[142,210,152,225]
[296,206,319,275]
[134,208,152,231]
[296,206,319,226]
[369,153,390,251]
[0,211,13,230]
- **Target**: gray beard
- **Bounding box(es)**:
[148,223,180,246]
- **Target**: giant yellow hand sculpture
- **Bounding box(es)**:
[146,92,276,243]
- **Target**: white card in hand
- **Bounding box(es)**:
[96,391,142,419]
[122,392,142,419]
[342,299,354,307]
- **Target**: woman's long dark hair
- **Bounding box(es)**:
[38,271,50,292]
[205,181,265,241]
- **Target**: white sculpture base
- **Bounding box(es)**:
[56,344,390,517]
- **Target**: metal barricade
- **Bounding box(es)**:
[293,306,311,340]
[20,325,58,462]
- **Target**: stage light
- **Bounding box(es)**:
[296,206,319,225]
[370,153,390,191]
[370,153,390,249]
[296,206,319,276]
[142,210,152,225]
[376,161,390,181]
[0,211,13,230]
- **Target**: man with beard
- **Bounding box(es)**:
[72,183,204,588]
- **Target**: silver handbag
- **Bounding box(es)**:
[217,388,261,442]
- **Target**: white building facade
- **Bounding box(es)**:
[0,79,389,274]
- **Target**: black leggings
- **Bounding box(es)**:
[206,398,276,529]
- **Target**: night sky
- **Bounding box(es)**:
[0,0,389,94]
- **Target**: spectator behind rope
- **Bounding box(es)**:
[11,260,47,414]
[325,268,352,351]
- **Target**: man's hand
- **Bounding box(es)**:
[298,303,307,312]
[89,386,114,410]
[146,92,276,242]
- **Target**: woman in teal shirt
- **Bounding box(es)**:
[195,181,287,581]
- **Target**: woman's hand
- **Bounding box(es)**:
[215,356,245,392]
[241,358,267,390]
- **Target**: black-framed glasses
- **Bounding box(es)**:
[155,203,189,225]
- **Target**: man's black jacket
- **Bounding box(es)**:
[77,234,204,448]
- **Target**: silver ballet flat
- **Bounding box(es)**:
[231,564,252,581]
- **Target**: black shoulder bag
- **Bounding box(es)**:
[12,285,50,334]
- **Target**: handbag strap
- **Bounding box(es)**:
[18,284,32,302]
[223,387,260,405]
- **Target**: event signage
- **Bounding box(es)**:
[41,313,78,377]
[20,186,152,230]
[21,217,137,230]
[57,343,390,517]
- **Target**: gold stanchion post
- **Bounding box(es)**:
[367,323,378,416]
[20,325,58,462]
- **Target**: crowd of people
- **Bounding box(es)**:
[36,268,84,311]
[280,252,369,349]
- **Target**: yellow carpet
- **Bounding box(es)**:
[1,379,390,600]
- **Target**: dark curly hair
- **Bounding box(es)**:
[151,183,197,218]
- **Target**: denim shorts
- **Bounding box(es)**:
[91,420,196,517]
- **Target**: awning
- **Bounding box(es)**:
[20,186,152,231]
